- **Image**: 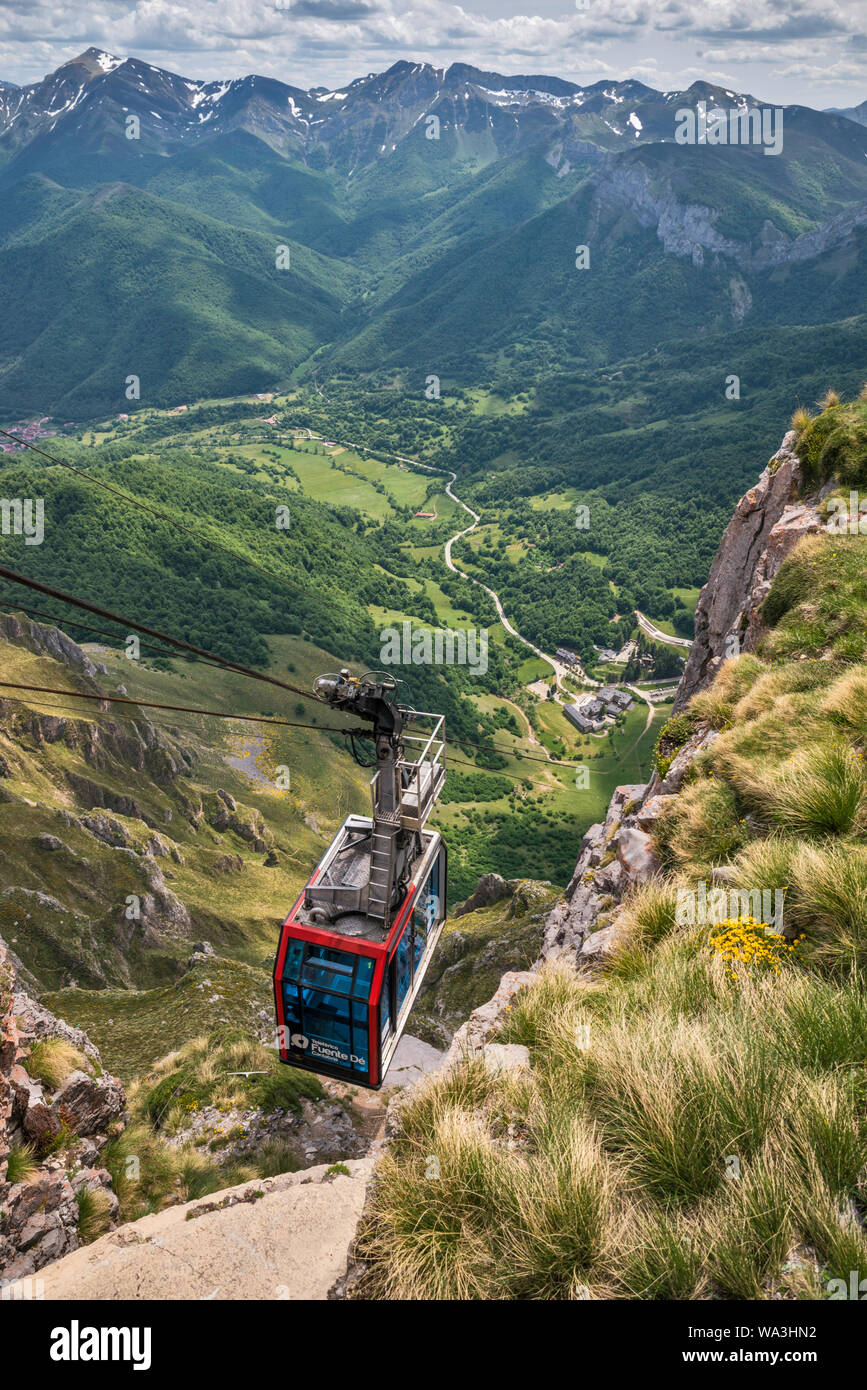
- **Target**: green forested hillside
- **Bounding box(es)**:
[0,430,523,754]
[0,180,356,418]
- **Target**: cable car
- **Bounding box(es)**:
[274,672,448,1088]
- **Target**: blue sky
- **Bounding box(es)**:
[1,0,864,107]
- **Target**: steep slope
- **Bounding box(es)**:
[349,388,867,1300]
[0,938,126,1281]
[0,180,354,417]
[0,610,367,1000]
[0,430,390,666]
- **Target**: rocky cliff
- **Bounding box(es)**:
[674,429,824,711]
[0,938,125,1284]
[592,159,867,276]
[442,425,827,1058]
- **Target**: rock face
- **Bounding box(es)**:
[0,939,126,1283]
[52,1071,125,1138]
[675,431,811,710]
[537,782,653,965]
[0,612,107,683]
[0,950,17,1155]
[741,502,823,652]
[11,986,101,1062]
[616,827,660,884]
[2,1172,81,1275]
[453,873,511,918]
[644,725,720,802]
[39,1158,377,1303]
[440,970,536,1070]
[203,790,271,853]
[591,160,867,276]
[411,879,554,1047]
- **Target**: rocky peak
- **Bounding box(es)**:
[0,611,107,682]
[674,429,822,710]
[59,48,125,78]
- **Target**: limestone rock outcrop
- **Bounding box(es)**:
[0,938,125,1284]
[453,872,511,918]
[675,432,809,709]
[591,160,867,276]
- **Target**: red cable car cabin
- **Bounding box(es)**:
[274,675,448,1089]
[274,816,447,1087]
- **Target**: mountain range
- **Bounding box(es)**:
[1,48,866,428]
[0,49,798,168]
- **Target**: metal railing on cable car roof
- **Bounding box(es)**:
[369,711,446,832]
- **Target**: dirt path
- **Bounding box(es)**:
[39,1157,375,1302]
[499,696,539,745]
[621,684,657,759]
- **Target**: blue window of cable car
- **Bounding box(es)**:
[280,940,305,1039]
[353,955,375,1000]
[281,984,303,1036]
[381,974,392,1042]
[412,858,441,971]
[303,989,352,1051]
[284,943,373,1075]
[412,897,427,972]
[302,948,354,994]
[351,999,369,1070]
[282,938,304,983]
[428,857,440,911]
[395,927,412,1014]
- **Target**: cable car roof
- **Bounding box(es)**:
[288,816,440,948]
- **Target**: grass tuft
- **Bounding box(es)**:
[5,1142,39,1185]
[76,1185,114,1244]
[26,1038,88,1090]
[738,741,867,838]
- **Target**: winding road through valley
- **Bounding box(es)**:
[299,431,673,743]
[401,456,672,742]
[635,608,693,649]
[322,435,595,692]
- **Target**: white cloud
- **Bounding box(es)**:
[0,0,863,103]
